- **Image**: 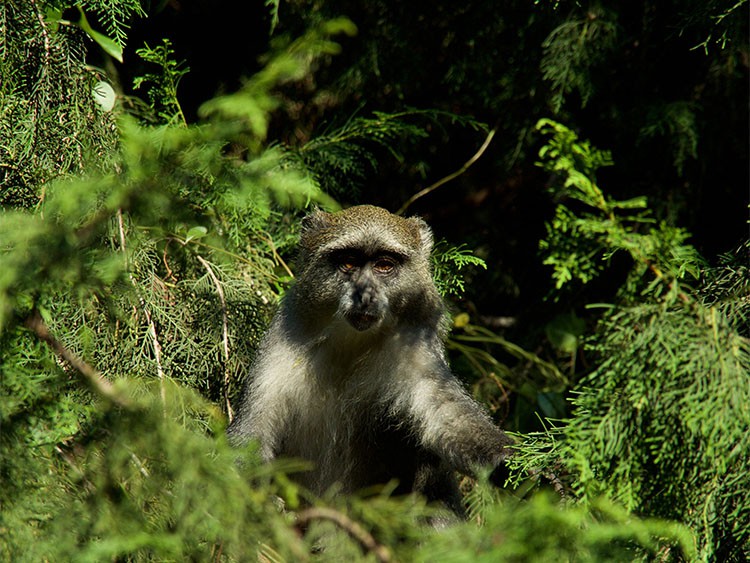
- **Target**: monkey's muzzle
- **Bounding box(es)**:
[345,311,382,331]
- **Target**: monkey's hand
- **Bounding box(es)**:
[488,440,516,488]
[406,372,516,480]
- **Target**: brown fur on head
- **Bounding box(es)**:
[291,205,439,333]
[298,205,434,268]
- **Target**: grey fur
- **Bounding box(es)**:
[228,205,513,513]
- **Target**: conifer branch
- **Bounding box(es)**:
[25,310,132,409]
[295,507,392,563]
[397,125,497,215]
[196,255,233,421]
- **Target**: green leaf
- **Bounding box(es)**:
[92,81,116,111]
[611,196,648,210]
[185,226,208,243]
[45,7,63,33]
[545,312,586,354]
[537,391,567,418]
[77,7,124,63]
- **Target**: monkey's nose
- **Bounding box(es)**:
[358,286,374,307]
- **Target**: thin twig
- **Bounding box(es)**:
[118,209,167,410]
[144,307,166,406]
[26,311,131,409]
[196,255,233,422]
[295,507,392,563]
[117,208,129,266]
[397,126,498,215]
[162,239,177,282]
[261,232,294,279]
[130,452,151,478]
[544,470,567,498]
[528,467,567,498]
[29,0,51,69]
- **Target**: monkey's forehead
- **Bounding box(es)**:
[300,205,429,256]
[316,227,416,257]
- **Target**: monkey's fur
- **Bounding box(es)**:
[228,205,514,514]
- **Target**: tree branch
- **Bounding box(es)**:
[25,310,131,409]
[118,209,167,409]
[196,255,234,422]
[397,126,497,216]
[295,507,392,563]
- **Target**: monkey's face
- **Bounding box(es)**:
[294,206,437,334]
[329,248,404,331]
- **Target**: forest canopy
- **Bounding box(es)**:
[1,0,748,561]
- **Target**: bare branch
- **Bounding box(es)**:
[25,311,131,409]
[295,507,392,563]
[118,209,167,409]
[528,467,568,498]
[196,255,234,422]
[397,126,497,216]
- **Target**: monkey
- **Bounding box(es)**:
[228,205,514,515]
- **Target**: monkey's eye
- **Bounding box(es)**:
[336,255,358,274]
[372,257,397,275]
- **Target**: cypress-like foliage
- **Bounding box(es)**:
[2,1,747,561]
[509,120,750,561]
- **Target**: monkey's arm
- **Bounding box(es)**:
[227,403,281,463]
[226,344,296,462]
[405,367,514,477]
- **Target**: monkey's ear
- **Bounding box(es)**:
[408,217,434,259]
[299,209,334,250]
[301,209,333,235]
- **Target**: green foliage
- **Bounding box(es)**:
[0,363,310,561]
[686,0,750,53]
[3,1,748,560]
[287,111,426,198]
[133,39,189,124]
[75,0,145,49]
[72,5,125,62]
[540,6,619,112]
[3,11,574,560]
[266,0,281,34]
[432,239,487,298]
[0,1,119,207]
[536,118,704,293]
[198,17,357,153]
[286,110,484,199]
[433,241,571,422]
[448,319,568,410]
[566,295,750,561]
[0,18,351,559]
[545,311,586,356]
[42,1,144,62]
[515,122,750,561]
[418,492,695,562]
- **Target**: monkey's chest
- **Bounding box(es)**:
[281,385,418,494]
[284,387,378,458]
